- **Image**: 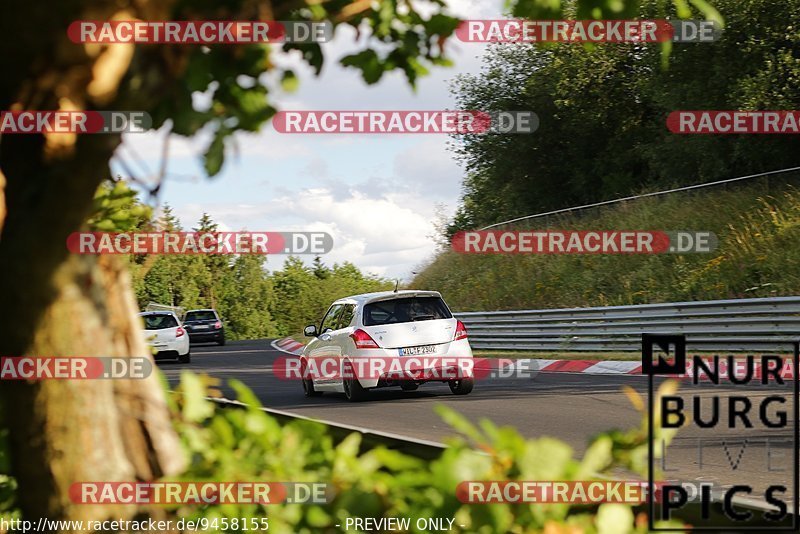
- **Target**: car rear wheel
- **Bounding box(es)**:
[448,377,473,395]
[400,382,419,391]
[178,350,191,364]
[301,360,322,397]
[342,361,368,402]
[217,334,226,346]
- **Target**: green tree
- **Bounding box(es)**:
[312,255,330,280]
[157,204,182,231]
[271,257,324,334]
[220,255,280,339]
[448,0,799,233]
[192,213,230,309]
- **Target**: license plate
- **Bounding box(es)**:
[400,345,436,356]
[195,325,209,329]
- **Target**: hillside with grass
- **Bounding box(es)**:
[412,181,800,311]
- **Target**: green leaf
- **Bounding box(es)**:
[436,405,485,444]
[688,0,725,27]
[596,503,634,534]
[204,127,227,176]
[369,448,426,471]
[281,70,300,93]
[230,379,263,408]
[426,14,460,36]
[576,435,613,478]
[673,0,693,19]
[335,433,362,459]
[93,219,117,231]
[341,49,384,85]
[307,506,331,527]
[180,371,215,422]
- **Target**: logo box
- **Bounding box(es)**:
[642,334,799,531]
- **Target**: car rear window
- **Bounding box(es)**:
[363,297,452,326]
[143,314,178,330]
[185,311,217,322]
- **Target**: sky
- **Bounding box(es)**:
[112,0,502,281]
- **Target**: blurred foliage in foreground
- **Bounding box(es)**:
[166,374,683,533]
[414,182,800,311]
[0,373,683,532]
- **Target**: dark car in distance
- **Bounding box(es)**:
[183,309,225,345]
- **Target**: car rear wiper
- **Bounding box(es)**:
[410,314,435,321]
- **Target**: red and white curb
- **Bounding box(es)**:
[525,359,642,375]
[272,337,305,355]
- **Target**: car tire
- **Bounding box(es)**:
[400,382,419,391]
[178,350,191,364]
[217,334,226,346]
[301,359,322,397]
[342,361,368,402]
[448,377,473,395]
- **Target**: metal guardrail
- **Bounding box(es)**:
[455,296,800,352]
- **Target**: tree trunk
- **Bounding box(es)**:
[0,132,186,530]
[2,255,186,526]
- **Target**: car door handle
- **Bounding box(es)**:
[320,334,332,341]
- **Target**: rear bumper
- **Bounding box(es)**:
[148,336,190,357]
[187,330,224,342]
[154,350,180,360]
[356,338,474,388]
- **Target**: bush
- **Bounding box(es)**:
[170,374,685,533]
[0,374,685,532]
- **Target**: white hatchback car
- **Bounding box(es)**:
[139,311,191,363]
[300,290,474,401]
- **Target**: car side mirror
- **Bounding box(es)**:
[304,324,318,337]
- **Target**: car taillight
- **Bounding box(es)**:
[350,329,380,349]
[214,321,222,329]
[176,326,185,338]
[454,320,468,341]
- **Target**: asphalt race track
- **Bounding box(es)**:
[160,339,796,508]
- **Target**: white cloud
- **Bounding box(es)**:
[392,138,463,198]
[118,0,506,279]
[164,184,442,279]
